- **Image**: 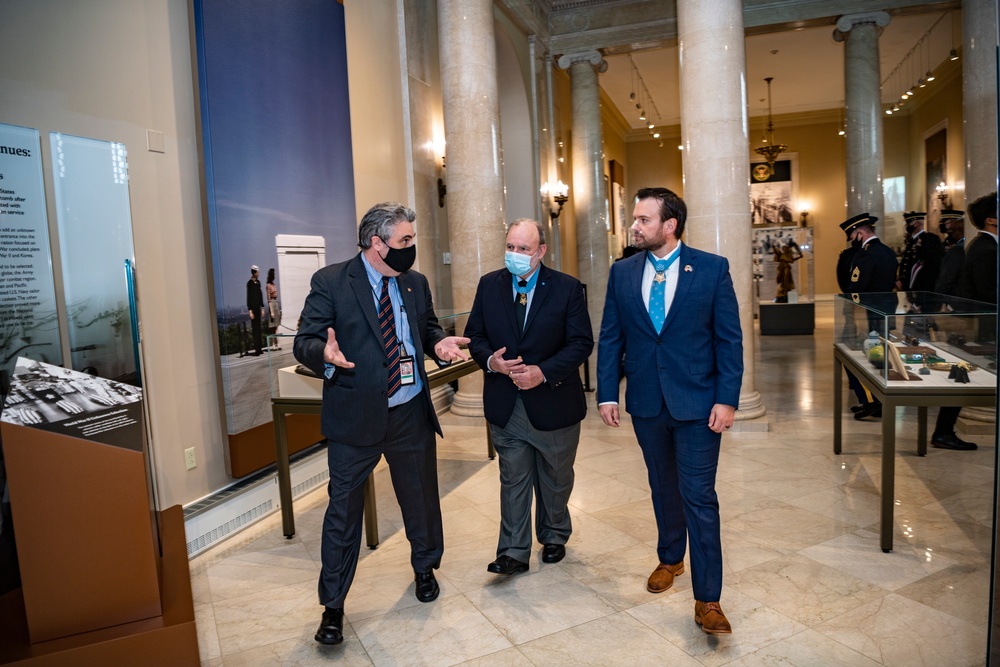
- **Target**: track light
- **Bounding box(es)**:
[949,48,958,61]
[926,71,935,82]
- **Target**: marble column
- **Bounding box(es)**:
[834,12,890,223]
[963,0,998,204]
[959,0,998,435]
[557,50,608,348]
[438,0,507,416]
[677,0,765,424]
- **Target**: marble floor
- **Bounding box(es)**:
[191,301,995,666]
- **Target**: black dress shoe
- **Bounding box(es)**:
[541,544,566,563]
[414,570,439,602]
[853,403,882,420]
[931,432,978,451]
[850,404,865,413]
[487,555,529,575]
[314,607,344,645]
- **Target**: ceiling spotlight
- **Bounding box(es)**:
[639,109,646,121]
[904,85,913,96]
[653,132,660,138]
[918,77,926,88]
[838,128,846,135]
[901,93,909,100]
[892,104,899,112]
[629,92,636,101]
[648,123,654,130]
[885,108,893,115]
[926,70,935,82]
[658,141,664,148]
[677,144,683,150]
[949,48,959,61]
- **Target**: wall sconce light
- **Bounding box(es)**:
[799,211,810,227]
[541,180,570,220]
[936,181,951,207]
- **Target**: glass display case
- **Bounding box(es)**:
[752,226,814,308]
[834,291,996,387]
[267,311,472,399]
[265,311,478,542]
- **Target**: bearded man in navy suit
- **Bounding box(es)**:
[597,187,743,635]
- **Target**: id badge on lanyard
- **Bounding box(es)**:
[397,305,416,386]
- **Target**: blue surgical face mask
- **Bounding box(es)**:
[505,250,536,277]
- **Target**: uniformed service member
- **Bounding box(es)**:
[841,213,898,420]
[897,211,944,292]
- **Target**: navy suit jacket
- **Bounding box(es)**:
[959,232,998,304]
[464,264,593,431]
[596,245,743,420]
[293,254,448,446]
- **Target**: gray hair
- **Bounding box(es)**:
[508,218,546,245]
[358,202,416,249]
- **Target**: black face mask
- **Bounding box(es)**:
[380,243,416,273]
[851,239,862,250]
[938,223,949,235]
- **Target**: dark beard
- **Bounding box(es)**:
[633,234,664,252]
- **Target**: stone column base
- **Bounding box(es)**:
[957,406,996,436]
[728,416,769,433]
[430,384,455,416]
[450,387,484,417]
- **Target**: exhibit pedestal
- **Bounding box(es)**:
[1,422,161,643]
[0,505,198,666]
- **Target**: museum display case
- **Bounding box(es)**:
[834,291,996,387]
[752,226,814,306]
[265,311,479,541]
[266,311,473,400]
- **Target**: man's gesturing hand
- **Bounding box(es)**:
[324,327,355,369]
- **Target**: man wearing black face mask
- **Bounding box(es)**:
[934,209,967,297]
[897,211,944,292]
[294,202,470,646]
[840,213,898,420]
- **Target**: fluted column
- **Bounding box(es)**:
[834,12,890,223]
[963,0,998,203]
[438,0,506,416]
[677,0,765,424]
[557,50,608,348]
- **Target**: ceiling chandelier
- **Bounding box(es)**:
[754,77,787,176]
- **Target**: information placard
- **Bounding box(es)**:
[0,123,61,379]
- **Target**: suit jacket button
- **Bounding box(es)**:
[656,338,661,344]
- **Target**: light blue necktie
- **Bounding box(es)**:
[647,250,679,332]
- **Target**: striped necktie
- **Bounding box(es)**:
[378,277,401,397]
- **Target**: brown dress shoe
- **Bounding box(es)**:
[694,600,732,635]
[646,562,685,593]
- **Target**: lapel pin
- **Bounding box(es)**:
[684,265,693,272]
[407,287,412,292]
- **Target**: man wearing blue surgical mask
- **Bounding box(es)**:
[465,218,593,576]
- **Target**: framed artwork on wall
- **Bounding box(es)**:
[924,122,948,213]
[750,157,798,226]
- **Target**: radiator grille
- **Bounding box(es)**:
[186,499,273,556]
